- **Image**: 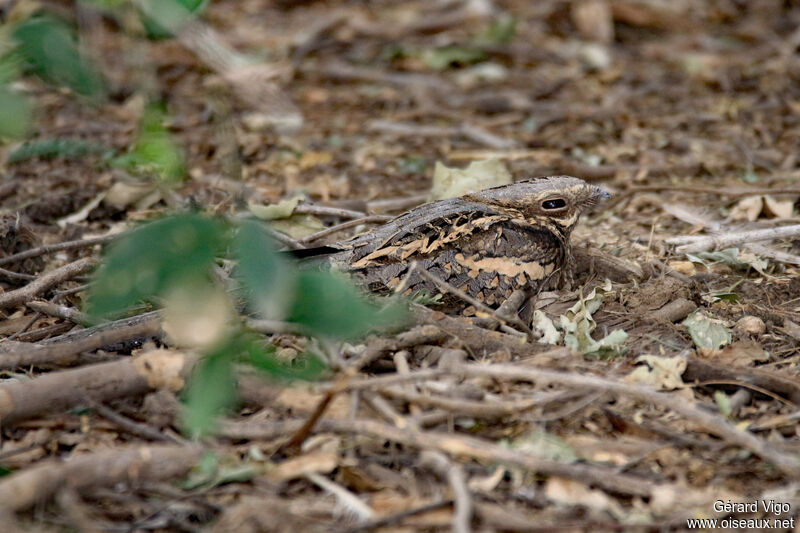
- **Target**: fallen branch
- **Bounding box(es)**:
[26,300,92,325]
[665,224,800,253]
[0,349,195,425]
[0,235,111,267]
[0,311,161,370]
[0,444,202,512]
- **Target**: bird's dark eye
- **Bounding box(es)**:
[541,198,567,210]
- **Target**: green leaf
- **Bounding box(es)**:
[0,86,32,139]
[12,15,105,98]
[137,0,207,39]
[183,346,237,437]
[87,214,225,318]
[711,292,739,304]
[233,220,295,320]
[112,104,186,184]
[288,271,407,339]
[682,310,731,349]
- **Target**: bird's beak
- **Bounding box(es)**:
[595,187,611,200]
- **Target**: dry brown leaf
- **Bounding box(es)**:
[104,181,159,210]
[274,385,351,419]
[729,196,763,222]
[572,0,614,43]
[783,319,800,341]
[132,348,193,392]
[703,340,769,367]
[298,151,333,170]
[268,451,339,482]
[763,195,795,219]
[544,476,624,516]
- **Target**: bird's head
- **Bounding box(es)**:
[464,175,609,235]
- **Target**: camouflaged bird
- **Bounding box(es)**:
[301,176,608,307]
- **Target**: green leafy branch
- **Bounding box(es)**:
[86,214,407,436]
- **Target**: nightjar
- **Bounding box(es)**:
[298,176,608,308]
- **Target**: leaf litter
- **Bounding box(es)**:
[0,0,799,531]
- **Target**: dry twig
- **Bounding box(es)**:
[0,311,161,370]
[455,363,800,477]
[0,349,195,425]
[419,451,472,533]
[0,258,97,311]
[0,235,111,267]
[666,224,800,253]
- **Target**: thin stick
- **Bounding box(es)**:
[26,300,92,326]
[411,264,535,340]
[0,267,35,282]
[298,215,392,245]
[293,205,369,219]
[420,451,472,533]
[454,363,800,477]
[629,184,800,198]
[0,258,97,311]
[0,235,111,267]
[264,226,303,250]
[0,311,161,370]
[367,194,427,213]
[89,400,185,444]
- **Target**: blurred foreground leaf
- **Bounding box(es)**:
[0,86,32,139]
[89,213,409,437]
[87,214,225,318]
[183,334,323,436]
[137,0,207,39]
[12,15,105,98]
[244,340,325,382]
[183,345,236,437]
[288,271,408,339]
[233,221,294,320]
[112,104,186,184]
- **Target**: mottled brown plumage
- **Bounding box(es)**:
[306,176,608,307]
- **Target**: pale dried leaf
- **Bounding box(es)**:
[268,451,339,482]
[625,355,686,390]
[429,159,511,201]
